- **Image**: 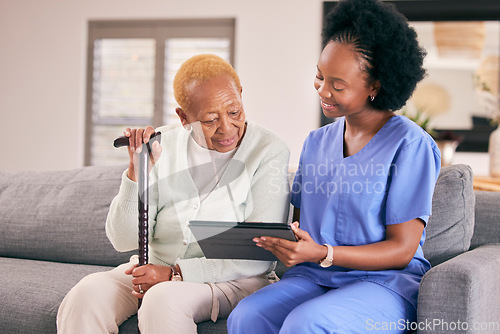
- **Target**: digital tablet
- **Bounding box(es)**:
[188,221,297,261]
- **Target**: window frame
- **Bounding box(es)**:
[84,18,235,165]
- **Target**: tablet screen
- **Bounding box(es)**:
[188,221,297,261]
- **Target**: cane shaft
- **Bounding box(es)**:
[137,144,149,310]
[112,133,161,322]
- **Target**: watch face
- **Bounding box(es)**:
[319,259,333,268]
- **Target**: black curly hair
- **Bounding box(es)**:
[322,0,426,111]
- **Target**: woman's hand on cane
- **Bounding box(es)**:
[124,126,162,182]
[125,263,177,298]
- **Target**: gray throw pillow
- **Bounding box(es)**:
[423,164,475,266]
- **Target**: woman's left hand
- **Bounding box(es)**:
[125,263,172,298]
[253,222,327,267]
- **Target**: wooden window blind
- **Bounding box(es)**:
[85,19,235,166]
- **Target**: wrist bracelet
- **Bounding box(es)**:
[170,265,182,281]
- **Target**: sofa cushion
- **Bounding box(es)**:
[470,190,500,249]
[0,257,112,333]
[423,164,475,266]
[0,165,134,266]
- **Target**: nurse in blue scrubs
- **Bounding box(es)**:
[228,0,441,333]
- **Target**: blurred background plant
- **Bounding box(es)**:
[474,74,500,125]
[399,105,463,166]
[400,107,437,138]
[474,55,500,125]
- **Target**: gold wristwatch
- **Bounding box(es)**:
[170,265,182,281]
[319,244,334,268]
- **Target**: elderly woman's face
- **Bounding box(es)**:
[314,41,378,119]
[180,76,246,153]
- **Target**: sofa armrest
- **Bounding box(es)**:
[470,191,500,249]
[417,244,500,334]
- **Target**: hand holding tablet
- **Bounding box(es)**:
[188,221,297,261]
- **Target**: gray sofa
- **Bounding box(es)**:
[0,163,499,334]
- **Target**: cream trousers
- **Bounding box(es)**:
[57,260,270,334]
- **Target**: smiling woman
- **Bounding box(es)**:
[322,0,500,152]
[228,0,441,333]
[57,54,291,334]
[314,41,382,123]
[172,55,246,153]
[175,76,246,153]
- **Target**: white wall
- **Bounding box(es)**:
[0,0,324,171]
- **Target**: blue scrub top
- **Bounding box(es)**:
[286,115,441,309]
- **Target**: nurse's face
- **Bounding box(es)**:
[314,41,379,119]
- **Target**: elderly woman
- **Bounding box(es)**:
[228,0,441,333]
[57,54,290,333]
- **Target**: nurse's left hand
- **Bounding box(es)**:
[253,222,327,267]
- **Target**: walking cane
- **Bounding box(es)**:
[113,132,161,312]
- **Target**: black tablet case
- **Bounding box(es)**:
[188,221,297,261]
